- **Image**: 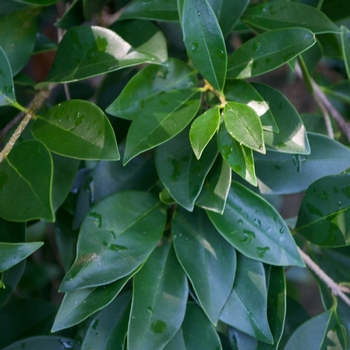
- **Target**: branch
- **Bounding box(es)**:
[298,247,350,308]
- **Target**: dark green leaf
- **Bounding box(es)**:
[0,140,54,222]
[13,0,58,5]
[172,207,236,325]
[182,0,227,92]
[224,80,278,133]
[218,124,257,186]
[163,302,222,350]
[120,0,179,22]
[32,100,119,160]
[155,129,218,211]
[255,133,350,195]
[0,47,15,106]
[60,191,166,292]
[195,156,231,214]
[227,28,315,79]
[208,181,304,266]
[190,107,220,159]
[252,83,310,154]
[224,101,265,154]
[296,174,350,246]
[242,2,340,34]
[2,337,80,350]
[341,26,350,81]
[0,262,25,307]
[220,254,273,344]
[318,33,343,59]
[33,33,57,54]
[106,58,197,121]
[128,242,188,350]
[321,0,350,22]
[0,242,43,272]
[55,0,84,29]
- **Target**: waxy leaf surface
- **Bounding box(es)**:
[0,47,15,106]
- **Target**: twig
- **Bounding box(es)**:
[298,247,350,308]
[313,91,334,139]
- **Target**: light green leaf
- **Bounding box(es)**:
[220,254,273,344]
[224,101,265,154]
[124,89,201,164]
[190,107,220,159]
[207,181,304,266]
[0,47,16,106]
[106,58,197,121]
[172,207,236,325]
[0,140,54,222]
[155,129,218,211]
[0,242,43,272]
[341,26,350,81]
[224,80,278,132]
[1,337,80,350]
[128,242,188,350]
[182,0,227,92]
[218,123,257,186]
[59,191,166,292]
[242,2,340,34]
[31,100,119,161]
[252,83,310,154]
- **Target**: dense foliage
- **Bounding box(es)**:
[1,0,350,349]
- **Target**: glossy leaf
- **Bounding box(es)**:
[182,0,227,92]
[163,302,222,350]
[190,107,220,159]
[106,58,198,121]
[341,26,350,81]
[0,140,54,222]
[252,83,310,154]
[224,101,265,154]
[195,156,231,214]
[242,2,340,34]
[255,133,350,195]
[208,181,304,266]
[218,124,257,186]
[227,28,315,79]
[296,174,350,247]
[172,207,236,325]
[124,89,201,164]
[0,242,43,272]
[80,292,131,350]
[32,100,119,160]
[0,47,15,106]
[155,128,218,211]
[59,191,166,292]
[120,0,179,22]
[128,242,188,350]
[0,8,39,75]
[220,254,273,344]
[2,337,80,350]
[36,26,160,86]
[224,80,278,133]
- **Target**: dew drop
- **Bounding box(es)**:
[256,246,270,258]
[238,219,243,226]
[197,11,200,16]
[191,42,199,52]
[89,212,102,228]
[279,227,285,234]
[151,320,167,334]
[253,42,261,51]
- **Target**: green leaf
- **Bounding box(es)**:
[31,100,119,160]
[60,191,166,292]
[254,133,350,195]
[55,0,84,29]
[227,28,315,79]
[224,80,278,133]
[207,181,304,266]
[0,47,16,106]
[182,0,227,92]
[252,83,310,154]
[172,207,236,325]
[106,58,197,121]
[13,0,58,5]
[80,291,131,350]
[1,337,80,350]
[0,140,54,222]
[128,242,188,350]
[220,254,273,344]
[228,327,258,350]
[120,0,179,22]
[296,174,350,247]
[190,107,220,159]
[155,129,218,211]
[0,8,39,75]
[0,242,43,272]
[285,308,347,350]
[341,26,350,81]
[242,2,340,34]
[321,0,350,22]
[36,26,160,86]
[195,156,231,214]
[163,302,222,350]
[217,124,257,186]
[224,101,265,154]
